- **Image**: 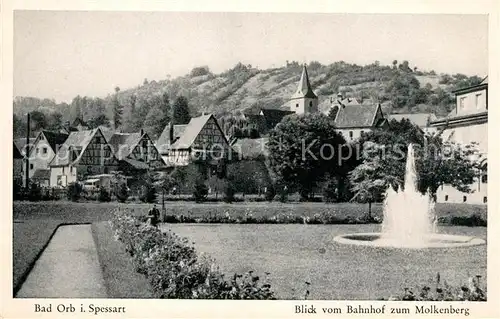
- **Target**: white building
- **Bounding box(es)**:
[430,76,488,205]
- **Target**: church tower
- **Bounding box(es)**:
[288,64,318,114]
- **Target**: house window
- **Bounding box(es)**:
[309,101,313,107]
[360,130,365,135]
[40,135,44,140]
[444,195,449,202]
[296,103,299,108]
[459,97,466,110]
[43,147,48,154]
[70,166,73,173]
[481,174,487,184]
[36,148,39,154]
[475,94,481,108]
[349,131,353,139]
[62,167,65,173]
[30,164,34,170]
[463,196,467,203]
[95,137,101,144]
[483,196,487,204]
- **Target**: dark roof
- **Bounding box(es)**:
[13,142,23,159]
[71,117,88,127]
[108,132,143,160]
[156,123,188,154]
[32,169,50,180]
[260,108,295,129]
[387,113,437,127]
[120,158,150,170]
[231,137,269,159]
[291,64,317,99]
[41,130,69,152]
[14,138,36,155]
[334,104,381,128]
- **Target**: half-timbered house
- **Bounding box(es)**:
[107,129,164,173]
[49,128,118,187]
[160,114,234,167]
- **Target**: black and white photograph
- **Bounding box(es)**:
[4,2,499,317]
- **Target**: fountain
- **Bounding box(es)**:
[333,144,486,249]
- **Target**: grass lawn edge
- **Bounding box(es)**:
[13,221,91,296]
[91,221,154,298]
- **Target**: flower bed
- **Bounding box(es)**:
[383,273,486,301]
[109,209,276,299]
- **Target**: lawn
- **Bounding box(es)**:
[12,220,61,295]
[160,223,487,300]
[12,200,487,298]
[91,222,153,298]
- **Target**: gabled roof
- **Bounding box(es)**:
[32,169,50,180]
[290,64,317,100]
[120,158,150,170]
[259,108,295,129]
[13,142,23,159]
[71,117,88,127]
[334,104,382,128]
[170,114,214,150]
[387,113,437,127]
[108,132,143,160]
[14,138,36,155]
[39,130,69,153]
[156,123,188,154]
[50,128,100,166]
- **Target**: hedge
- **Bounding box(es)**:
[109,209,276,299]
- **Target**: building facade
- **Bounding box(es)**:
[333,99,388,141]
[23,130,68,186]
[49,128,119,187]
[430,77,488,204]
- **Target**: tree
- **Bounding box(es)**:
[30,111,48,131]
[112,87,123,129]
[172,96,191,125]
[349,142,400,218]
[88,114,110,129]
[267,113,348,200]
[115,183,129,203]
[354,119,482,203]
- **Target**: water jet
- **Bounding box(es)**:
[334,144,486,249]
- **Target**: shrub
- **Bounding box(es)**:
[322,179,338,203]
[109,210,276,299]
[115,183,129,203]
[140,183,157,203]
[13,180,24,200]
[223,179,236,203]
[264,184,276,202]
[67,182,83,202]
[384,273,486,301]
[98,187,112,202]
[193,179,208,203]
[27,183,42,201]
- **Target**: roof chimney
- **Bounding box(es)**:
[169,122,174,145]
[140,128,144,136]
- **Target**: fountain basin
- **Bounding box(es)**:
[333,232,486,249]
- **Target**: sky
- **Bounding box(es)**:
[14,11,488,103]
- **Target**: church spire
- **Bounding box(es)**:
[292,64,317,99]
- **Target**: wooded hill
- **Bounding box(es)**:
[13,60,483,139]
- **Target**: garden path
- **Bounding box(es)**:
[16,225,107,298]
